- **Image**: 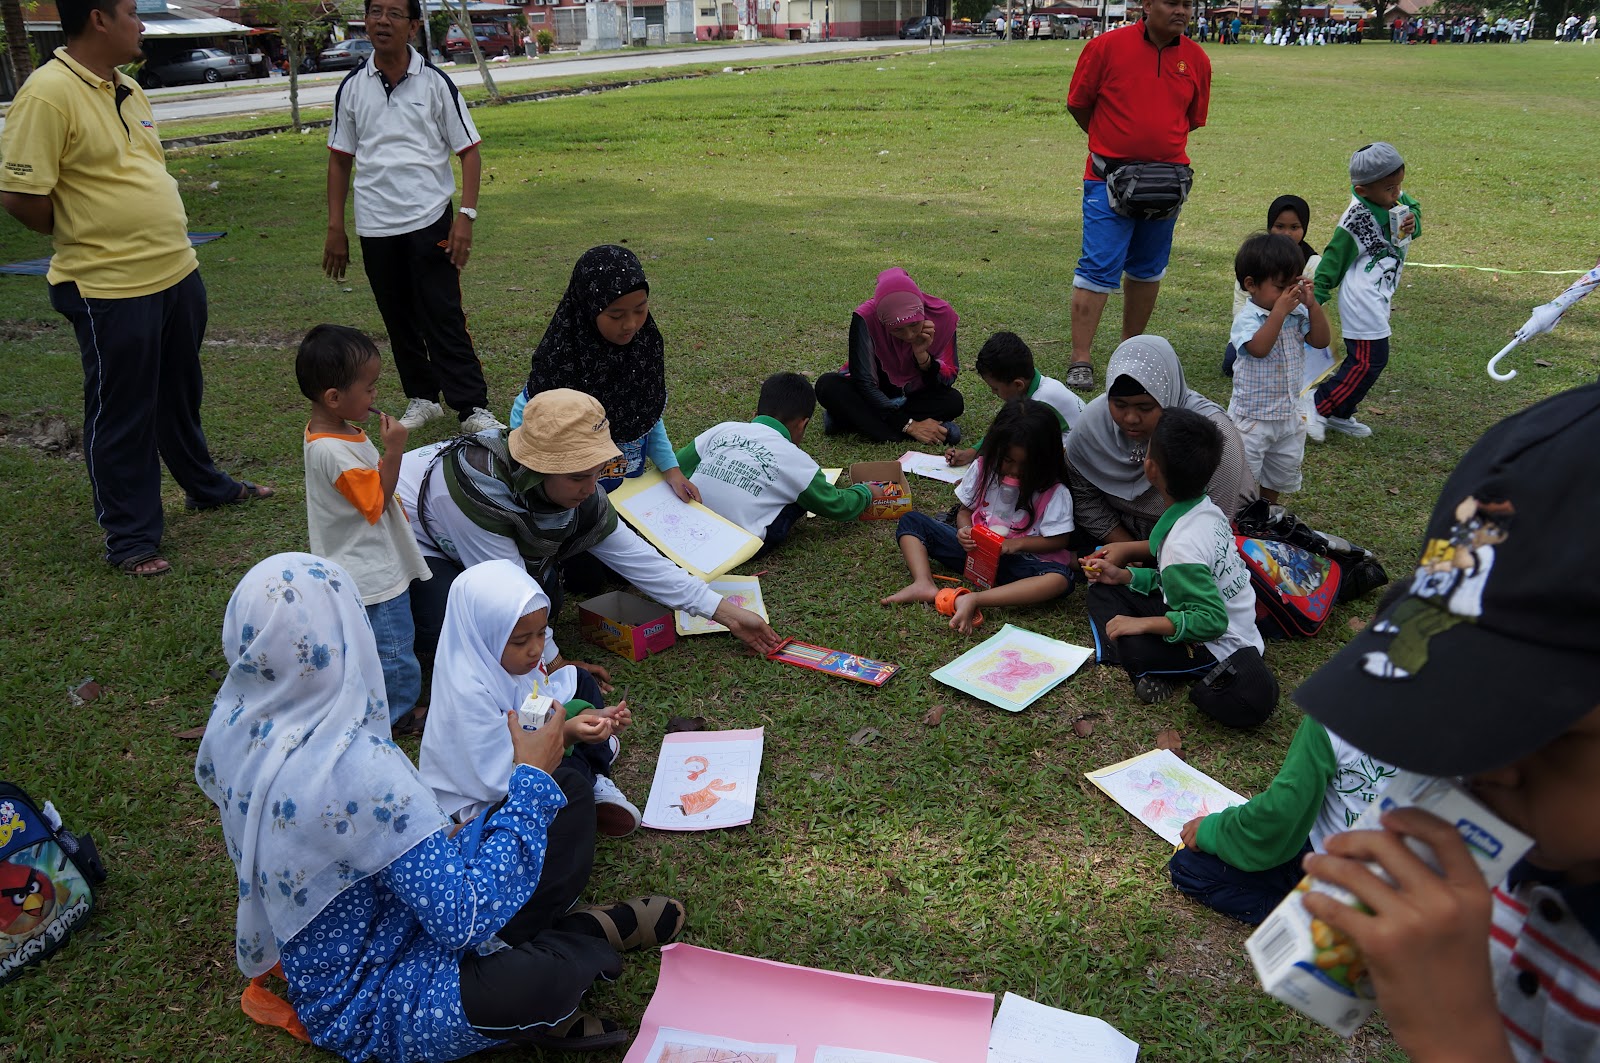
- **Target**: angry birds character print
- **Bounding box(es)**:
[0,860,55,938]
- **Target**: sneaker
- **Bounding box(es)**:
[1304,405,1327,444]
[1134,674,1180,704]
[1065,362,1095,391]
[398,398,445,431]
[1326,415,1373,439]
[593,775,641,837]
[459,406,505,435]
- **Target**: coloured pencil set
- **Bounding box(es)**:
[765,638,899,687]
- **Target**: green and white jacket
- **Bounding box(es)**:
[1313,190,1423,341]
[1130,495,1262,662]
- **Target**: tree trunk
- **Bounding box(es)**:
[3,0,35,86]
[448,0,500,102]
[283,21,302,131]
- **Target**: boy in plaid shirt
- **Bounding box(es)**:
[1227,233,1331,503]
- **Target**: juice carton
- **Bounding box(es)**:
[962,523,1005,589]
[1245,770,1533,1035]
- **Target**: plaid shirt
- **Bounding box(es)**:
[1228,301,1310,421]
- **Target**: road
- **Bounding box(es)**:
[140,37,961,124]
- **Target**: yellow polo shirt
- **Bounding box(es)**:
[0,48,195,298]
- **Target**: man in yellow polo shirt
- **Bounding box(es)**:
[0,0,272,577]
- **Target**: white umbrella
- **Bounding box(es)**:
[1488,259,1600,381]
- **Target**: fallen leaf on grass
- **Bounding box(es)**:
[1535,359,1554,368]
[848,726,882,747]
[208,668,226,681]
[1156,728,1185,760]
[1072,716,1097,738]
[665,715,706,734]
[68,678,100,706]
[1387,487,1401,495]
[885,873,909,895]
[1348,616,1368,632]
[173,725,209,740]
[923,704,945,727]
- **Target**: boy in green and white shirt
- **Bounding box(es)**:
[1084,408,1278,728]
[677,373,886,552]
[945,331,1085,467]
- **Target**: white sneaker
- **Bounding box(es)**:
[1326,415,1373,438]
[593,775,641,837]
[1304,405,1326,444]
[459,406,506,435]
[398,398,445,431]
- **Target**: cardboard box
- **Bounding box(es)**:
[848,460,913,521]
[579,591,675,662]
[1246,771,1533,1036]
[963,523,1004,589]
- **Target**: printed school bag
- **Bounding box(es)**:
[1236,536,1342,639]
[0,782,106,985]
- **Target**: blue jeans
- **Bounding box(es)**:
[895,511,1076,590]
[367,591,422,724]
[1169,843,1312,925]
[1072,180,1180,293]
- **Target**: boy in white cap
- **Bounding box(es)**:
[1308,142,1421,441]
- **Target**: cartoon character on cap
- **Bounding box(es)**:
[1361,496,1514,679]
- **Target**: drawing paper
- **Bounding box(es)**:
[642,1028,796,1063]
[898,451,966,485]
[1084,749,1249,847]
[677,575,767,636]
[642,729,764,831]
[930,624,1093,712]
[621,944,994,1063]
[815,1049,936,1063]
[1301,346,1337,396]
[806,469,844,519]
[609,470,763,579]
[987,992,1139,1063]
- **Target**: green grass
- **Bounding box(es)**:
[3,39,1597,1062]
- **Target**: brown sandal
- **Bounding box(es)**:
[392,706,428,737]
[570,895,686,952]
[117,552,171,578]
[514,1010,628,1050]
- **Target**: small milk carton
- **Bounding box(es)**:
[1246,770,1533,1036]
[516,693,557,731]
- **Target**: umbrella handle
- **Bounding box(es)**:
[1487,338,1521,382]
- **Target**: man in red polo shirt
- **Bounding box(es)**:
[1064,0,1210,391]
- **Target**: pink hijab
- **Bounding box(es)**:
[852,267,960,390]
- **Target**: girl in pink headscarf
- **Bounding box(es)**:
[815,267,965,445]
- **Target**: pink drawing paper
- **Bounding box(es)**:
[622,944,995,1063]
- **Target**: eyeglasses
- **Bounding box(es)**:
[367,7,415,21]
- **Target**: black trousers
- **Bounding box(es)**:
[360,206,488,417]
[459,765,622,1036]
[814,371,965,443]
[1086,582,1217,677]
[49,269,240,566]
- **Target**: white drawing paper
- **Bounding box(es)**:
[987,992,1139,1063]
[642,730,764,831]
[814,1048,937,1063]
[1084,749,1248,847]
[930,624,1093,712]
[677,575,767,636]
[644,1027,797,1063]
[612,476,762,579]
[898,451,966,485]
[806,469,844,518]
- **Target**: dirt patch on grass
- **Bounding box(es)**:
[0,411,82,461]
[0,320,62,342]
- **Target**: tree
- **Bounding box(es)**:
[954,0,988,21]
[3,0,35,86]
[246,0,348,131]
[443,0,500,103]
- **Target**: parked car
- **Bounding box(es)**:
[315,38,375,71]
[1030,13,1083,38]
[138,47,248,88]
[947,18,977,33]
[899,15,944,38]
[445,23,516,58]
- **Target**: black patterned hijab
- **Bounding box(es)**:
[523,245,668,444]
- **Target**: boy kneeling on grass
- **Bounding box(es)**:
[1083,408,1278,728]
[1289,382,1600,1063]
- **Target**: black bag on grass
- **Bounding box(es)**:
[0,782,106,984]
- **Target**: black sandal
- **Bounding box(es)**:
[116,552,171,578]
[514,1010,628,1050]
[392,706,428,737]
[185,481,274,511]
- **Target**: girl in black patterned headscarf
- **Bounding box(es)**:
[510,246,700,502]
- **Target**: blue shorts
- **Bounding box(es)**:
[1073,180,1179,293]
[895,511,1075,593]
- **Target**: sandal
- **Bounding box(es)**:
[1065,361,1095,391]
[568,895,687,952]
[514,1010,628,1050]
[117,552,171,578]
[185,481,275,511]
[392,706,428,737]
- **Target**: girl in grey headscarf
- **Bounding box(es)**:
[1066,335,1257,542]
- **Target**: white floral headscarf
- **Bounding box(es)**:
[195,553,450,977]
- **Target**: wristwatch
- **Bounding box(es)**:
[457,206,478,221]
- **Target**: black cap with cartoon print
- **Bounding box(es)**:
[1294,382,1600,777]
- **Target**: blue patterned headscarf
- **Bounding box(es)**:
[195,553,450,977]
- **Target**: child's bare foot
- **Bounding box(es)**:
[948,593,984,634]
[881,579,939,605]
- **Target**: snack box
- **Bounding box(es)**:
[848,460,913,521]
[1246,771,1533,1036]
[578,591,675,662]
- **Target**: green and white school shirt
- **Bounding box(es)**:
[1313,191,1422,341]
[974,371,1087,449]
[676,416,872,539]
[1129,495,1262,661]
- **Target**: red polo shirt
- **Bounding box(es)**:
[1067,20,1211,180]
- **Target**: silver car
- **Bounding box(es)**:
[316,39,376,71]
[139,47,248,88]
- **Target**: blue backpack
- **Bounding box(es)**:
[0,782,106,984]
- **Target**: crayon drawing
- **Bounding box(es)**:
[642,731,765,831]
[931,625,1092,712]
[1085,749,1248,846]
[677,576,768,636]
[610,473,761,579]
[643,1028,795,1063]
[897,451,966,485]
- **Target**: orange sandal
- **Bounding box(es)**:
[934,586,983,628]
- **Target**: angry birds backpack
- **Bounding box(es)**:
[0,782,106,985]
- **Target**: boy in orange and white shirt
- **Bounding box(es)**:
[299,324,431,728]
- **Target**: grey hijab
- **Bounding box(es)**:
[1066,335,1225,501]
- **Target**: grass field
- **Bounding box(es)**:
[2,38,1597,1062]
